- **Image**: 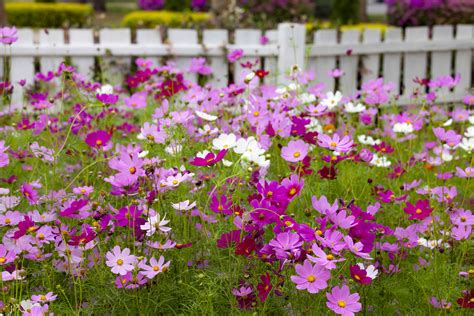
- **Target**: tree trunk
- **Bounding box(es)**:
[92,0,107,13]
[359,0,368,22]
[0,0,6,26]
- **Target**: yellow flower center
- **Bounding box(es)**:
[306,275,316,282]
[293,152,301,158]
[326,254,334,260]
[415,208,422,214]
[4,218,11,224]
[0,257,6,263]
[289,188,297,196]
[96,140,102,146]
[253,111,259,117]
[315,230,323,236]
[354,275,361,280]
[116,259,124,265]
[40,295,47,301]
[38,233,45,240]
[153,266,159,271]
[330,142,337,147]
[129,167,137,174]
[172,180,178,185]
[338,300,346,307]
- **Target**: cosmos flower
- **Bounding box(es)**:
[403,199,433,220]
[326,285,362,316]
[85,130,111,149]
[140,213,171,236]
[281,140,309,162]
[290,259,331,294]
[105,246,137,276]
[138,256,170,279]
[318,134,354,152]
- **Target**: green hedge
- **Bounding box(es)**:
[121,11,210,29]
[6,3,93,28]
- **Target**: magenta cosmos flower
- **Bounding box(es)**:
[281,140,309,162]
[403,199,433,220]
[85,130,111,149]
[105,246,137,276]
[326,285,362,316]
[227,49,244,62]
[290,259,331,294]
[318,133,354,152]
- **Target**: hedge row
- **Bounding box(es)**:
[5,3,93,28]
[121,11,210,29]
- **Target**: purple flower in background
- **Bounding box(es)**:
[188,57,212,75]
[96,93,119,106]
[227,49,244,62]
[191,0,207,10]
[0,27,18,45]
[138,0,164,10]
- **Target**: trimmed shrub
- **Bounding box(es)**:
[121,11,210,29]
[6,3,93,28]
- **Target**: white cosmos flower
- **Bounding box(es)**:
[222,159,233,167]
[344,102,366,113]
[417,238,449,249]
[140,213,171,236]
[393,122,414,134]
[464,126,474,138]
[165,143,182,155]
[96,84,114,95]
[198,124,218,136]
[138,150,149,158]
[370,154,391,167]
[212,133,237,150]
[458,137,474,152]
[357,263,378,279]
[195,110,217,121]
[320,91,342,110]
[469,116,474,124]
[442,118,453,127]
[299,93,316,104]
[358,135,381,146]
[171,200,196,211]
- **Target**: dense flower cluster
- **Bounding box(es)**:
[0,31,472,315]
[385,0,474,26]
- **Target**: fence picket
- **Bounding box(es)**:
[203,29,228,87]
[10,29,35,106]
[431,25,454,96]
[39,29,64,75]
[136,29,162,68]
[383,28,403,95]
[69,29,95,78]
[99,29,131,86]
[310,29,338,92]
[264,30,278,85]
[403,27,429,99]
[339,30,360,95]
[168,29,198,83]
[235,29,262,84]
[454,24,473,96]
[361,29,381,83]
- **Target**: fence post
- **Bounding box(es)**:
[277,23,306,85]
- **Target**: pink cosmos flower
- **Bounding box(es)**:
[269,232,303,260]
[328,68,344,78]
[326,285,362,316]
[105,246,137,276]
[456,167,473,178]
[0,140,9,168]
[432,127,461,147]
[0,27,18,45]
[85,130,111,149]
[307,244,344,270]
[344,236,372,260]
[21,183,39,205]
[138,122,168,144]
[31,292,57,303]
[188,57,212,75]
[0,244,16,265]
[138,256,170,279]
[281,140,309,162]
[290,259,331,294]
[125,91,147,109]
[318,134,354,152]
[227,49,244,62]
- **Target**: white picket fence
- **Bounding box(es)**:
[0,23,473,105]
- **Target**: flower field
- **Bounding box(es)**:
[0,27,473,315]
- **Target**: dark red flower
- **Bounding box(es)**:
[350,265,372,285]
[457,289,474,308]
[257,273,272,302]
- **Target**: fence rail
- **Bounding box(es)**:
[0,23,473,105]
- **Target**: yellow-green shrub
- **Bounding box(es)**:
[6,3,93,28]
[121,11,210,29]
